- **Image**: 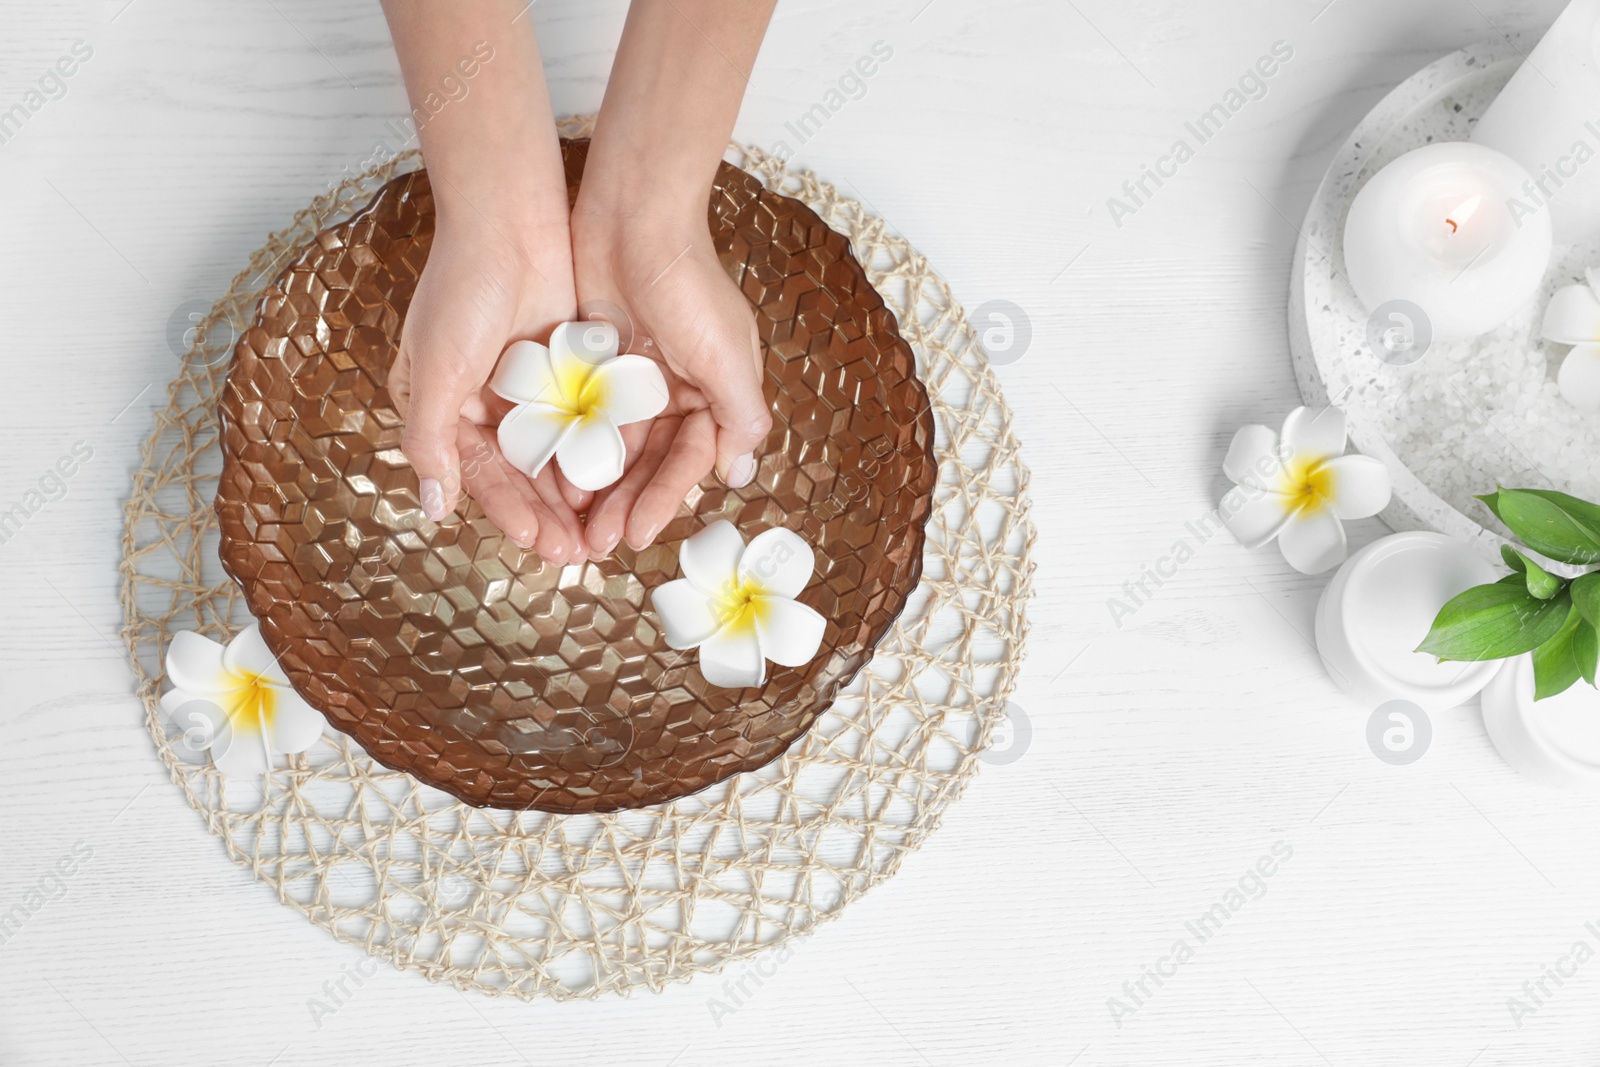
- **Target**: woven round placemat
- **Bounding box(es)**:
[122,116,1035,1000]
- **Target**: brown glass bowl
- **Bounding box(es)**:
[216,140,936,813]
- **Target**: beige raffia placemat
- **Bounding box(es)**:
[120,116,1035,1000]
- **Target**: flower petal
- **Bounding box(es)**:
[589,355,670,427]
[212,725,271,777]
[489,340,560,405]
[1219,485,1296,549]
[550,320,618,369]
[1318,453,1392,520]
[1277,507,1348,575]
[222,623,289,686]
[554,415,627,491]
[497,402,576,478]
[543,322,615,410]
[651,578,723,650]
[738,527,815,599]
[267,684,326,755]
[1222,423,1285,490]
[754,596,826,668]
[165,631,232,697]
[1544,283,1600,345]
[1280,406,1346,463]
[160,690,231,763]
[698,624,767,689]
[1559,343,1600,411]
[680,520,746,598]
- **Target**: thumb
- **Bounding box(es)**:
[400,372,468,520]
[397,323,488,523]
[394,241,522,521]
[698,302,771,489]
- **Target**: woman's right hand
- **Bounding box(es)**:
[378,0,587,562]
[388,189,588,564]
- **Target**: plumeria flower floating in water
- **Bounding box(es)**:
[651,520,827,689]
[159,624,325,775]
[1219,406,1392,575]
[491,320,670,491]
[1539,268,1600,412]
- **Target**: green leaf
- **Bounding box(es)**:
[1574,572,1600,630]
[1417,584,1573,662]
[1477,490,1506,523]
[1492,489,1600,565]
[1576,620,1599,689]
[1501,545,1565,599]
[1533,606,1584,700]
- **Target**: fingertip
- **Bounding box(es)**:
[724,452,756,490]
[508,521,537,551]
[402,435,462,517]
[535,523,570,566]
[556,471,592,512]
[586,518,623,560]
[710,411,771,480]
[624,509,667,553]
[419,477,448,522]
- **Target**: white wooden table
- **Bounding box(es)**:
[3,0,1597,1063]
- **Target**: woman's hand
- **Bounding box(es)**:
[380,0,588,562]
[570,0,779,559]
[388,202,586,563]
[570,206,770,559]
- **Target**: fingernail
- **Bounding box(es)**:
[420,477,447,521]
[596,529,621,557]
[511,531,535,550]
[628,520,664,552]
[726,452,756,489]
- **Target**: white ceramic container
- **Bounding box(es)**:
[1482,652,1600,789]
[1315,532,1503,711]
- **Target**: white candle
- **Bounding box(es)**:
[1473,0,1600,245]
[1343,143,1551,341]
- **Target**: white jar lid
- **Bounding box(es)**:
[1315,532,1503,711]
[1483,654,1600,788]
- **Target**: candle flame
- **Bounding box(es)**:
[1445,194,1482,234]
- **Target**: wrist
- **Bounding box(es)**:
[432,189,569,294]
[573,157,711,237]
[570,197,712,302]
[430,147,572,258]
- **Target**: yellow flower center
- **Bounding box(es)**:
[555,363,607,421]
[714,579,771,636]
[1282,454,1335,514]
[218,670,278,736]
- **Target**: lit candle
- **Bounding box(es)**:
[1342,142,1551,341]
[1472,0,1600,244]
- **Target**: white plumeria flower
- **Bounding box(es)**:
[159,624,325,775]
[1219,406,1392,575]
[1540,269,1600,412]
[491,320,670,491]
[651,520,827,689]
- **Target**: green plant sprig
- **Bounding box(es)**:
[1417,488,1600,700]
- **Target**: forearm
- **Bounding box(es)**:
[577,0,777,231]
[380,0,569,242]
